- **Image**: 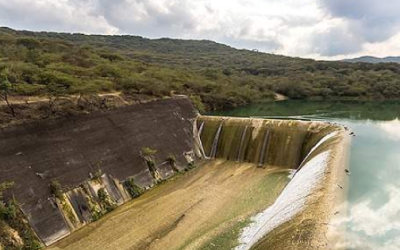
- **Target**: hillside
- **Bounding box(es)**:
[2,27,400,125]
[343,56,400,64]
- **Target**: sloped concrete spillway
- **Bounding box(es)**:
[0,99,350,249]
[197,116,350,249]
[0,97,200,246]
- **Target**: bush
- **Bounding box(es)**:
[49,180,63,200]
[0,199,42,250]
[141,147,157,157]
[124,178,143,198]
[91,169,103,181]
[97,188,115,213]
[190,95,205,113]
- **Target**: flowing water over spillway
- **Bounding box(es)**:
[197,115,348,249]
[211,100,400,250]
[197,116,326,169]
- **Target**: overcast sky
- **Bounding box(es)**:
[1,0,400,60]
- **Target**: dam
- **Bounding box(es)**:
[0,98,350,250]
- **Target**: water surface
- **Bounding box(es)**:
[211,100,400,250]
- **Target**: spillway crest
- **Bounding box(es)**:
[197,116,350,249]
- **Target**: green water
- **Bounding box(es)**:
[210,100,400,250]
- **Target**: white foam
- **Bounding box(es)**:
[235,150,332,250]
[301,131,338,166]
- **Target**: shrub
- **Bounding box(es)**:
[190,95,205,113]
[91,169,103,181]
[124,178,143,198]
[49,180,63,200]
[140,147,157,157]
[97,188,115,213]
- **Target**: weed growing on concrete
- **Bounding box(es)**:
[141,147,157,157]
[185,162,196,171]
[97,188,116,213]
[166,155,179,172]
[91,169,103,183]
[124,178,143,198]
[140,147,163,183]
[60,200,77,226]
[80,185,104,222]
[49,180,64,201]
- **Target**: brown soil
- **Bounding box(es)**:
[0,92,158,128]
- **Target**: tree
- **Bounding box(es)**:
[0,68,16,117]
[38,71,72,116]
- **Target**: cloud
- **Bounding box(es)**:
[319,0,400,43]
[378,119,400,141]
[0,0,400,59]
[311,23,364,56]
[0,0,117,34]
[329,184,400,250]
[93,0,198,37]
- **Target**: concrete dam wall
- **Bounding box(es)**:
[0,99,349,249]
[0,97,199,246]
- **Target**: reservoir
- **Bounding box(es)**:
[211,100,400,250]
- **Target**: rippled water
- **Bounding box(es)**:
[210,100,400,250]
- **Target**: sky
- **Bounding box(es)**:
[1,0,400,60]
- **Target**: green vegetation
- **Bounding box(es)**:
[140,147,157,157]
[0,181,15,220]
[185,162,196,171]
[0,182,42,250]
[166,155,179,172]
[2,26,400,125]
[0,69,16,117]
[48,180,79,227]
[0,182,14,199]
[61,200,77,226]
[80,185,103,222]
[124,178,143,198]
[140,147,162,182]
[97,188,116,213]
[91,169,103,182]
[49,180,64,200]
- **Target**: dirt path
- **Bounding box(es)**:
[0,92,125,106]
[47,161,290,250]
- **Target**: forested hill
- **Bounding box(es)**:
[343,56,400,64]
[1,26,400,124]
[0,26,304,69]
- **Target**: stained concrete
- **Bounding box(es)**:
[0,97,198,245]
